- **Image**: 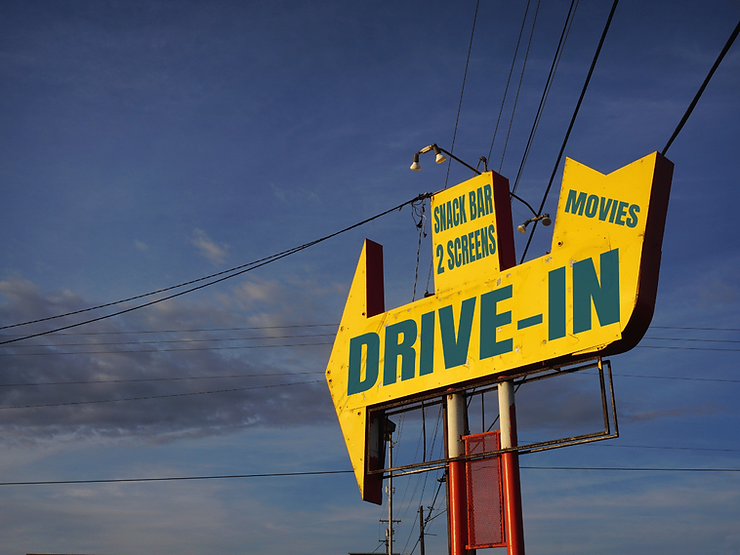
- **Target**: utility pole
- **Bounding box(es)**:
[419,505,426,555]
[387,425,393,555]
[380,422,400,555]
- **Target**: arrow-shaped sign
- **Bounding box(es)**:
[326,152,673,503]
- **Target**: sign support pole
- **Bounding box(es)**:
[498,380,525,555]
[386,426,394,555]
[446,391,467,555]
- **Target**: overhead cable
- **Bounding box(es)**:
[0,193,431,345]
[511,0,579,195]
[498,0,541,173]
[487,0,533,163]
[518,0,619,263]
[662,18,740,155]
[0,370,323,388]
[0,341,334,356]
[1,465,736,488]
[443,0,480,190]
[0,469,355,487]
[0,379,321,411]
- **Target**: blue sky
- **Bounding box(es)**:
[1,1,739,554]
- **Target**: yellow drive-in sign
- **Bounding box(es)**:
[326,152,673,503]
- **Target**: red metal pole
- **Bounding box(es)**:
[446,392,468,555]
[499,380,525,555]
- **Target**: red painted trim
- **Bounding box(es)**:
[491,171,517,270]
[365,239,385,317]
[501,403,525,555]
[448,459,468,555]
[604,153,674,356]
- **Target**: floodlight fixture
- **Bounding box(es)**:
[432,144,447,164]
[409,143,481,175]
[517,213,552,234]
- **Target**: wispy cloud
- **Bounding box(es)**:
[191,229,229,264]
[0,277,337,444]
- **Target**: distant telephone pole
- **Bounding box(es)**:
[379,423,400,555]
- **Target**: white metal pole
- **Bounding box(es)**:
[498,380,525,555]
[446,392,467,555]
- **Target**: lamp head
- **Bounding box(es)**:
[410,152,421,171]
[517,222,528,234]
[432,145,447,164]
[542,214,552,226]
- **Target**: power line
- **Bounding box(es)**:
[637,345,740,353]
[0,323,337,339]
[3,323,733,340]
[521,466,740,473]
[0,193,431,345]
[519,0,619,262]
[487,0,532,163]
[662,18,740,155]
[0,341,334,356]
[651,326,740,332]
[443,0,480,190]
[0,469,355,487]
[511,0,579,195]
[597,444,740,453]
[0,371,323,388]
[2,332,335,349]
[614,371,740,383]
[498,0,541,173]
[1,465,737,489]
[643,337,740,344]
[5,341,736,358]
[0,379,321,411]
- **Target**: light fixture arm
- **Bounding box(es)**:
[411,144,482,175]
[509,192,538,218]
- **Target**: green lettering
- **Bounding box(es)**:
[483,184,493,215]
[383,319,417,385]
[480,285,513,359]
[585,194,599,218]
[609,200,618,223]
[626,204,640,228]
[436,243,445,274]
[419,311,435,376]
[439,298,476,369]
[565,189,587,216]
[598,197,613,221]
[548,267,566,340]
[348,333,380,395]
[615,201,629,225]
[573,249,620,334]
